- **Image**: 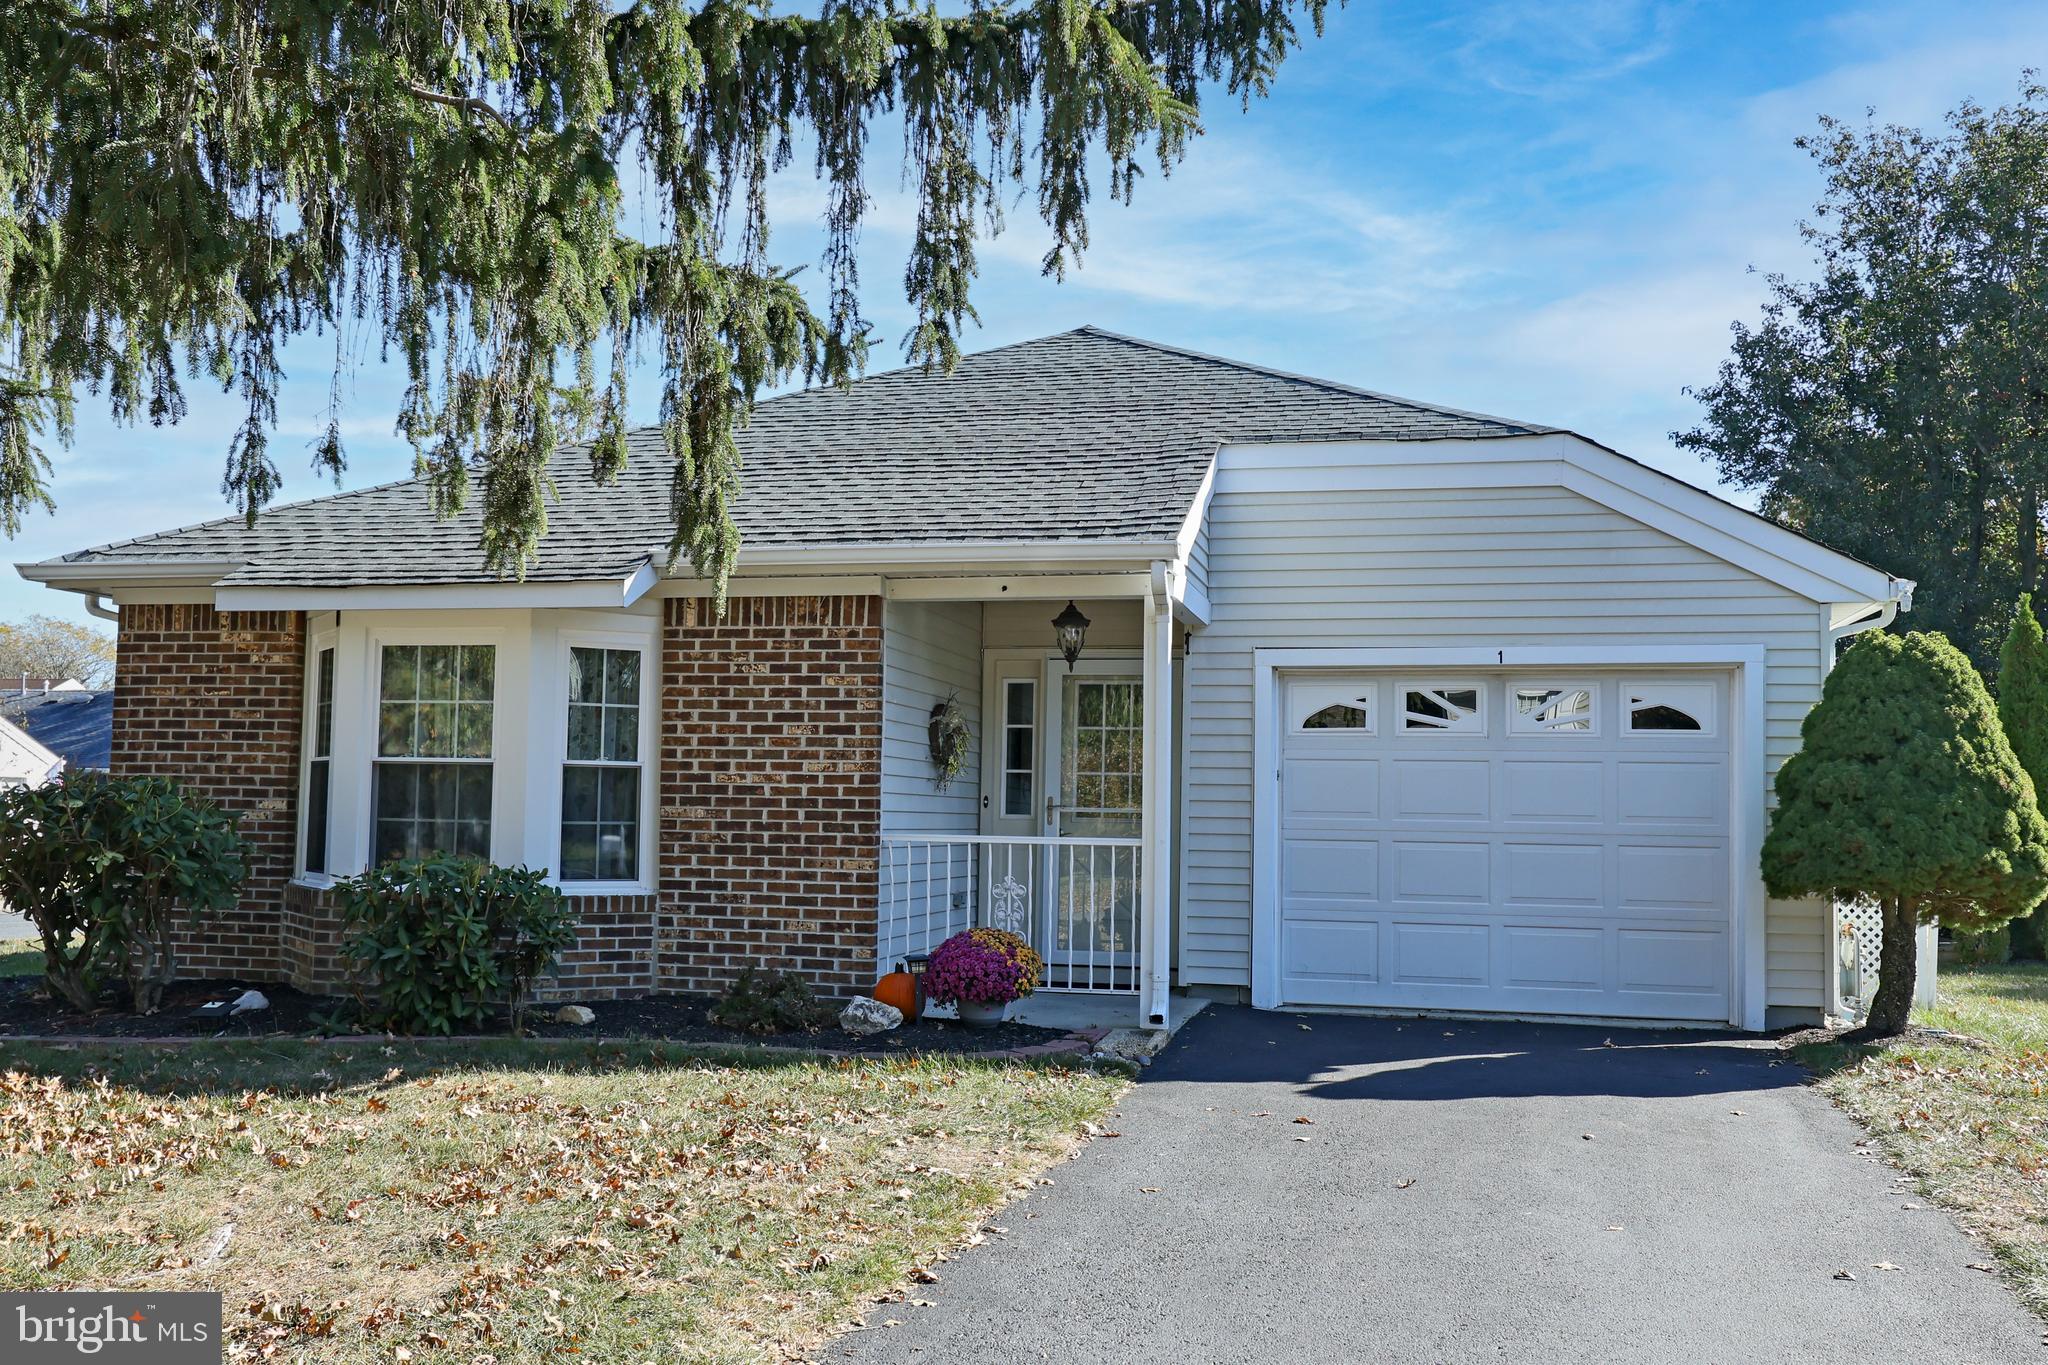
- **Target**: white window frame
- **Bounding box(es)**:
[1398,680,1487,735]
[357,623,513,869]
[1508,680,1599,736]
[548,627,659,894]
[1289,680,1376,734]
[1623,681,1718,738]
[295,618,341,883]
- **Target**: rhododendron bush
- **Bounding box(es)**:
[923,928,1044,1007]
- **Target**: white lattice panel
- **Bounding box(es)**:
[1830,899,1938,1017]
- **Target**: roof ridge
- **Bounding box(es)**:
[1069,325,1554,433]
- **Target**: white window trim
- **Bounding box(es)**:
[293,617,341,886]
[1398,680,1487,735]
[546,626,660,895]
[1623,681,1718,738]
[1508,679,1599,736]
[999,677,1039,820]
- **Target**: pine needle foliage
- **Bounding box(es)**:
[1765,630,2048,1034]
[1999,593,2048,957]
[0,0,1333,597]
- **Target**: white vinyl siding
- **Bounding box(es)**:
[1183,462,1831,1020]
[880,599,983,966]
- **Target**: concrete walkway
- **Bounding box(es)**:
[830,1006,2042,1364]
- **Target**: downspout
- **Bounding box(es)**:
[82,593,119,623]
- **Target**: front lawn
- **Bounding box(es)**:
[1798,961,2048,1319]
[0,1040,1124,1362]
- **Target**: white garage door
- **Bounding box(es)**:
[1277,671,1732,1021]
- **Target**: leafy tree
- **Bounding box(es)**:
[1764,631,2048,1037]
[1679,83,2048,672]
[0,0,1333,599]
[0,613,116,687]
[1999,593,2048,957]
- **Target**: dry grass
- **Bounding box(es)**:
[1798,960,2048,1320]
[0,1039,1125,1363]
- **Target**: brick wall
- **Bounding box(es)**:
[113,604,304,979]
[658,595,883,997]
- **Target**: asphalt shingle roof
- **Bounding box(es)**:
[1,691,114,771]
[36,326,1552,587]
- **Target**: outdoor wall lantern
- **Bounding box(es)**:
[1052,600,1091,670]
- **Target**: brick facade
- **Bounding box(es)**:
[107,594,885,1003]
[657,595,884,997]
[112,604,304,980]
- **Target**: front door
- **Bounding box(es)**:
[1043,662,1143,981]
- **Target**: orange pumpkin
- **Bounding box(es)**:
[873,971,918,1017]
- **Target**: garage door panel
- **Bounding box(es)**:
[1278,670,1733,1022]
[1501,925,1604,990]
[1617,928,1726,995]
[1502,760,1603,823]
[1617,761,1725,826]
[1502,841,1604,906]
[1282,757,1378,824]
[1391,840,1490,904]
[1390,921,1489,985]
[1283,838,1378,901]
[1390,759,1490,821]
[1616,844,1724,910]
[1282,921,1379,984]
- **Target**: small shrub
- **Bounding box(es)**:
[1953,924,2013,967]
[708,967,834,1034]
[0,771,245,1012]
[922,928,1043,1007]
[337,856,576,1035]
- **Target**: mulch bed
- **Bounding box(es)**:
[0,975,1072,1055]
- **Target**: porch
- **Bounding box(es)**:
[872,570,1196,1027]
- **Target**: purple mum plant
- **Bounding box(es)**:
[922,928,1045,1007]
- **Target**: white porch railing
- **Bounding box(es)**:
[879,834,1143,993]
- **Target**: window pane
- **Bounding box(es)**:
[567,704,602,761]
[373,762,491,864]
[599,766,638,819]
[305,760,330,874]
[602,705,638,762]
[416,702,458,757]
[1005,727,1032,770]
[381,645,417,699]
[560,828,597,881]
[1302,703,1369,730]
[1004,771,1032,816]
[563,766,600,822]
[605,650,640,705]
[457,703,493,758]
[599,822,636,880]
[1630,703,1702,731]
[459,645,495,701]
[1007,682,1034,726]
[418,644,459,700]
[314,649,335,757]
[569,647,604,704]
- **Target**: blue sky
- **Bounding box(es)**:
[10,0,2048,627]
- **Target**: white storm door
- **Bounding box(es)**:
[1042,658,1143,975]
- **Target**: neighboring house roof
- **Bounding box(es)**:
[20,327,1553,589]
[0,711,64,787]
[0,677,85,694]
[0,689,113,772]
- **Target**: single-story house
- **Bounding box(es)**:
[17,327,1911,1028]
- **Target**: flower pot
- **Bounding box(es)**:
[956,998,1008,1030]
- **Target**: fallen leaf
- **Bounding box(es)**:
[1581,1134,1595,1141]
[1395,1178,1416,1190]
[1872,1262,1901,1272]
[1604,1225,1623,1232]
[1292,1135,1311,1142]
[1833,1270,1856,1282]
[1292,1116,1315,1125]
[1139,1187,1161,1193]
[1968,1262,1998,1273]
[1730,1110,1744,1117]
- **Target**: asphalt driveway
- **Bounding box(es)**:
[830,1006,2042,1364]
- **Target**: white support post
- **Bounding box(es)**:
[1140,564,1176,1027]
